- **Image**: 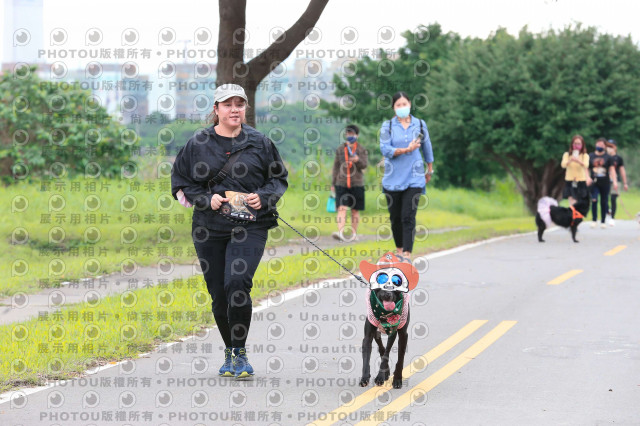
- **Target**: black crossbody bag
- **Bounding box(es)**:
[207,150,257,223]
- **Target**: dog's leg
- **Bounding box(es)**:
[360,321,376,387]
[374,332,397,386]
[571,224,579,243]
[535,213,546,242]
[392,330,408,389]
[374,330,385,358]
[392,313,410,389]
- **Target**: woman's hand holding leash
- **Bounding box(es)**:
[210,194,229,210]
[246,193,262,209]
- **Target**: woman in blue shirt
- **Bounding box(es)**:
[379,92,434,262]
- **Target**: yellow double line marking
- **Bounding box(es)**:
[604,245,627,256]
[310,320,516,426]
[547,269,583,285]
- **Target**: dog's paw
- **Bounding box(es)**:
[392,376,403,389]
[374,371,390,386]
[359,378,369,387]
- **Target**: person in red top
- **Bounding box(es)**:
[331,125,368,241]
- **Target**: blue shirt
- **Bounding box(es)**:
[379,115,434,192]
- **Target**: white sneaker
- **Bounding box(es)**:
[332,231,344,241]
[342,233,357,243]
[590,221,597,228]
[609,218,615,227]
[600,223,607,229]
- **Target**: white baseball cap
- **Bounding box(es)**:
[214,83,248,103]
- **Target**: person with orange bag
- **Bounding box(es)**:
[331,124,368,242]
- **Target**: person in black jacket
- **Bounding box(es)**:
[171,84,288,379]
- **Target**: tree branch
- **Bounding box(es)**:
[246,0,329,87]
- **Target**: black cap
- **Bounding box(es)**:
[345,124,359,135]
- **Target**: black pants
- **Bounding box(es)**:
[192,224,268,348]
[383,187,423,253]
[610,193,618,218]
[590,181,610,223]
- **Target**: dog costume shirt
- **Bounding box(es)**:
[366,288,410,335]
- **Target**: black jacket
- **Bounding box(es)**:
[171,124,288,231]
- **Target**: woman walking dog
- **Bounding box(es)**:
[379,92,434,263]
[171,84,288,378]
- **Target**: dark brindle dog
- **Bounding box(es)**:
[359,252,419,389]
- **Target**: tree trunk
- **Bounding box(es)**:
[508,159,565,215]
[216,0,330,127]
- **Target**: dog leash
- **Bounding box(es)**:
[273,212,370,286]
[617,197,635,219]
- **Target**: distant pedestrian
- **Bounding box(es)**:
[560,135,592,204]
[589,138,618,228]
[331,124,368,242]
[606,139,629,226]
[379,91,434,262]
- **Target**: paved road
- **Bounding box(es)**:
[1,221,639,425]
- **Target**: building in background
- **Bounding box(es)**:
[173,62,216,120]
[3,0,44,64]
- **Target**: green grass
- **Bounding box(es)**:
[0,277,214,392]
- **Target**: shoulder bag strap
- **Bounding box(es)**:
[206,149,244,192]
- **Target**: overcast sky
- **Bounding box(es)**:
[2,0,640,73]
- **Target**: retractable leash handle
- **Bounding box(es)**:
[273,212,370,287]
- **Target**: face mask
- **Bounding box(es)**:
[595,147,604,152]
[395,106,410,118]
[346,136,357,143]
[572,144,581,150]
[606,148,615,155]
